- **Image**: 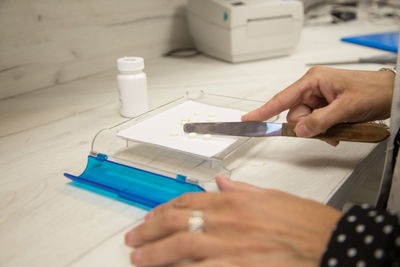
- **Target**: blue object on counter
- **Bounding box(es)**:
[341,32,399,53]
[64,154,205,209]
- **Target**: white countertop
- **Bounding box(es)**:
[0,18,398,267]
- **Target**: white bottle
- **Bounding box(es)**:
[117,56,149,117]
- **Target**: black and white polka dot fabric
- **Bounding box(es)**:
[321,205,400,266]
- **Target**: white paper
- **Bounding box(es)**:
[117,101,244,158]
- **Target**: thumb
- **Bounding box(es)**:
[216,174,264,192]
[295,99,347,137]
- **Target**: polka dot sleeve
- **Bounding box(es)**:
[320,205,400,267]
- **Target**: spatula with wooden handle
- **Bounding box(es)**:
[183,122,389,143]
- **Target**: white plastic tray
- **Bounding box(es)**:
[117,100,244,158]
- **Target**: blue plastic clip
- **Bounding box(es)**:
[176,174,187,183]
[64,155,205,209]
[96,153,108,161]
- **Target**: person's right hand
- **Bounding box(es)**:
[242,66,394,138]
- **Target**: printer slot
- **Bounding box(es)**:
[247,15,293,38]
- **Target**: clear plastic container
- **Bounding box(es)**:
[65,91,279,209]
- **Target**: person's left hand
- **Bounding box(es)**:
[125,175,342,267]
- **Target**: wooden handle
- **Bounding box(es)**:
[282,122,389,143]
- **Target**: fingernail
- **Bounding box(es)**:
[241,112,250,120]
[125,231,134,246]
[296,123,311,137]
[216,173,227,179]
[216,173,230,185]
[131,249,141,265]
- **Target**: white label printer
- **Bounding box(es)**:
[187,0,304,63]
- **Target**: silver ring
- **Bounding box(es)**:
[380,67,397,76]
[188,210,204,233]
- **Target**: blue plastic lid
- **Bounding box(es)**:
[64,154,205,209]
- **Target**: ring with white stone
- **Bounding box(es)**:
[188,210,204,234]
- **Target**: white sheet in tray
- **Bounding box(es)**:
[117,100,245,158]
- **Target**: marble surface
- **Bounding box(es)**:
[0,0,191,99]
[0,17,399,267]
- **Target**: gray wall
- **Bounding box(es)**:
[0,0,192,99]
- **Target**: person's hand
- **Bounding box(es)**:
[125,174,342,266]
[242,66,394,139]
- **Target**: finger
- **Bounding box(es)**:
[287,103,340,146]
[169,258,237,267]
[148,192,215,219]
[128,191,235,247]
[169,254,291,267]
[216,174,264,193]
[130,232,230,266]
[242,75,311,122]
[241,91,297,122]
[295,98,350,137]
[286,104,312,123]
[170,192,230,209]
[126,208,191,247]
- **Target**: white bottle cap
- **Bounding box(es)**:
[117,57,144,72]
